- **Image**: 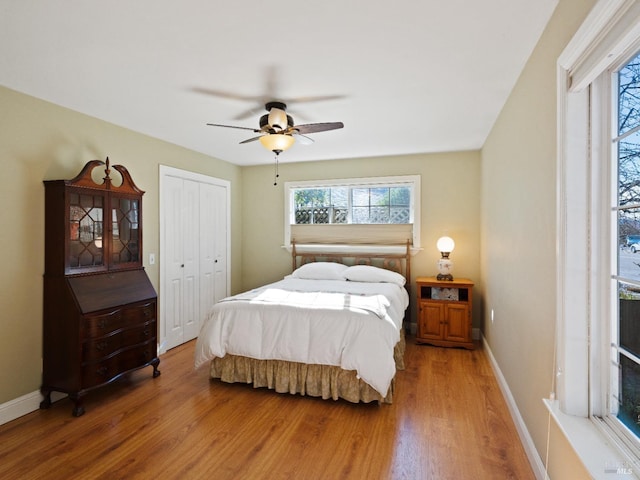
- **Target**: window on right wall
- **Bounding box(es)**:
[611,48,640,446]
[557,0,640,470]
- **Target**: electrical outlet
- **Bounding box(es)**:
[149,253,155,265]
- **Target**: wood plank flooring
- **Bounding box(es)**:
[0,338,535,480]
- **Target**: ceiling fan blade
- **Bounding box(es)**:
[193,87,265,103]
[206,123,260,132]
[292,132,314,145]
[293,122,344,135]
[239,135,264,144]
[232,106,265,121]
[284,94,346,104]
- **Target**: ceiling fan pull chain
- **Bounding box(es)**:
[273,153,280,186]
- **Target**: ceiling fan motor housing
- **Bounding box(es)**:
[265,101,287,111]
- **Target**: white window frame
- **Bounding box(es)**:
[555,0,640,474]
[283,175,421,254]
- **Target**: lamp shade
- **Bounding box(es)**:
[260,134,295,153]
[436,236,455,253]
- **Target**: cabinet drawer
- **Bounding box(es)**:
[122,302,156,325]
[82,320,156,361]
[83,302,156,338]
[82,339,157,388]
[83,310,125,338]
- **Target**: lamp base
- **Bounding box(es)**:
[437,257,453,281]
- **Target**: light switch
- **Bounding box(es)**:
[149,253,155,265]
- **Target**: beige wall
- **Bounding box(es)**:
[0,85,243,404]
[241,151,482,325]
[481,0,596,477]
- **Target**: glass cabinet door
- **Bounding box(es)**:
[110,196,140,266]
[69,192,105,270]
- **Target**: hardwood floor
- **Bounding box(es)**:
[0,338,535,480]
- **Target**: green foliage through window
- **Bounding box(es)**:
[293,185,412,225]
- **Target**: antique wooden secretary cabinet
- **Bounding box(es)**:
[41,158,160,416]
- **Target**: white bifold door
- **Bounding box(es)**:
[160,166,230,352]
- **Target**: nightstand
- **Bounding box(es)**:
[415,277,474,349]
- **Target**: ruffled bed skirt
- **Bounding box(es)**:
[209,330,406,404]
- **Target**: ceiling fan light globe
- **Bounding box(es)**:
[260,134,295,153]
[267,107,289,130]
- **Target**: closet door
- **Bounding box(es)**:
[210,182,228,304]
[199,183,219,330]
[180,178,201,343]
[164,176,199,350]
[160,167,230,352]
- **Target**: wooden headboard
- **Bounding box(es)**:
[291,240,411,285]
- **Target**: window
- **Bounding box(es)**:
[284,175,420,251]
[292,184,411,225]
[557,0,640,471]
[611,49,640,444]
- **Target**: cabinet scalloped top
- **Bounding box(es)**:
[64,157,144,195]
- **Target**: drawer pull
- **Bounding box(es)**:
[96,366,108,377]
[96,341,109,351]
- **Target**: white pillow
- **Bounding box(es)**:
[343,265,406,286]
[291,262,348,280]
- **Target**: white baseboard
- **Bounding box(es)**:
[0,390,67,426]
[481,334,549,480]
[2,349,166,425]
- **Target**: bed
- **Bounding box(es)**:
[194,242,411,404]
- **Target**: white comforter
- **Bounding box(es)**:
[194,277,409,397]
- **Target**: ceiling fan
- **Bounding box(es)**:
[193,65,346,121]
[207,101,344,155]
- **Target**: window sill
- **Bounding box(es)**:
[283,243,422,256]
[544,398,638,478]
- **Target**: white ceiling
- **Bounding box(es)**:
[0,1,558,166]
